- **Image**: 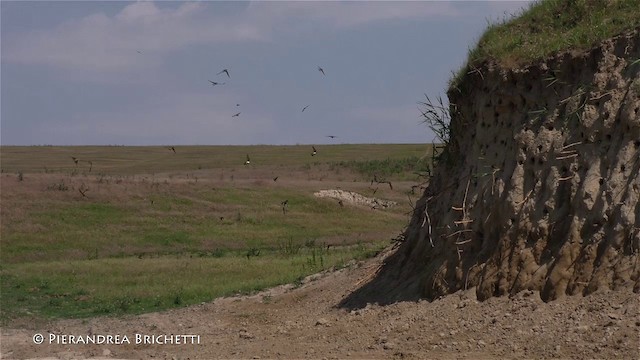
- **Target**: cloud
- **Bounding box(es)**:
[2,2,266,74]
[3,1,462,76]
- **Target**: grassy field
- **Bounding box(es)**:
[0,144,431,323]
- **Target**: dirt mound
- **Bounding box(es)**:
[314,189,397,209]
[345,27,640,306]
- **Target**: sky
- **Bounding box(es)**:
[1,1,532,146]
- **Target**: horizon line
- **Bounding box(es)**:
[0,142,439,147]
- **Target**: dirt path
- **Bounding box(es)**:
[2,249,639,360]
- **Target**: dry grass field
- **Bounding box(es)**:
[0,144,434,324]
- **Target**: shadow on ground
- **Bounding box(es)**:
[338,245,429,310]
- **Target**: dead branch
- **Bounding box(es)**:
[561,141,582,150]
[515,189,533,206]
[556,153,579,160]
[445,229,474,238]
[454,219,474,225]
[455,239,473,245]
[421,202,435,248]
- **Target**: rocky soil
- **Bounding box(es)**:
[314,189,398,209]
[2,247,638,360]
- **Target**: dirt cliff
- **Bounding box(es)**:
[344,27,640,306]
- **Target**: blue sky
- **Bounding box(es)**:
[1,1,531,146]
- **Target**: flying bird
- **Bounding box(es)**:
[371,174,393,190]
[318,66,325,76]
[78,183,89,198]
[208,80,225,86]
[236,104,240,107]
[302,105,310,112]
[244,154,251,165]
[169,146,176,153]
[311,146,317,156]
[326,135,337,139]
[217,69,230,78]
[232,112,241,117]
[136,50,143,54]
[273,176,279,182]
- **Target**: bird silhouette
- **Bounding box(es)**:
[78,184,89,198]
[169,146,176,153]
[236,104,240,106]
[208,80,225,86]
[326,135,337,139]
[136,50,143,54]
[302,105,310,112]
[244,154,251,165]
[311,146,317,156]
[217,69,230,78]
[232,112,241,117]
[371,174,393,190]
[318,66,325,76]
[273,176,279,182]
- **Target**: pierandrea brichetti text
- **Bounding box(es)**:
[35,333,201,345]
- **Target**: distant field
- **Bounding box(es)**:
[0,144,433,176]
[0,144,432,323]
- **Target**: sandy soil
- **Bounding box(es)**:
[2,248,639,360]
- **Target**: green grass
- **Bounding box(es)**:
[329,155,432,180]
[451,0,640,88]
[1,186,404,264]
[0,243,385,321]
[0,144,422,324]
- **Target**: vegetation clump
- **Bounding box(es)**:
[451,0,640,88]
